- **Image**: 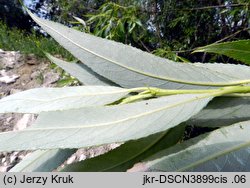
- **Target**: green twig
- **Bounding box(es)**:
[121,85,250,104]
[120,93,153,104]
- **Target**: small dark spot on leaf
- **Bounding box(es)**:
[240,125,243,129]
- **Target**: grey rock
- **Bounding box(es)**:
[43,71,60,86]
[0,50,21,69]
[0,75,20,84]
[0,70,20,84]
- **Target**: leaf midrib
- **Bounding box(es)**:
[197,48,250,53]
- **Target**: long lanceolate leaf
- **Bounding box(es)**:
[193,40,250,65]
[0,85,128,170]
[46,54,116,86]
[0,94,212,152]
[130,120,250,172]
[0,86,129,113]
[27,10,250,89]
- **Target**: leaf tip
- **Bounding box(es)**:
[127,162,149,172]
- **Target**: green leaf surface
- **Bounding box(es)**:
[188,96,250,127]
[0,93,212,151]
[194,40,250,64]
[9,149,76,172]
[130,120,250,172]
[60,125,185,172]
[0,86,129,113]
[27,10,250,89]
[47,54,116,86]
